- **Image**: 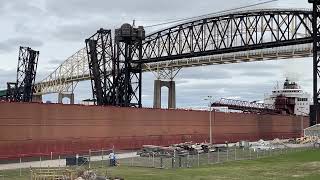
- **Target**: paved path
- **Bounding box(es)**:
[0,152,138,170]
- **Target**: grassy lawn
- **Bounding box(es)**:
[3,149,320,180]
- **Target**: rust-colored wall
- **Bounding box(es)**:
[0,102,309,159]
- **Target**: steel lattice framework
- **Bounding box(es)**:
[85,29,115,106]
[34,48,89,95]
[8,47,39,102]
[138,9,312,63]
[35,9,314,95]
[309,0,320,125]
[212,98,278,114]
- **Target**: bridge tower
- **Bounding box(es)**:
[86,29,115,106]
[6,47,39,102]
[309,0,320,125]
[114,24,145,107]
[150,67,180,109]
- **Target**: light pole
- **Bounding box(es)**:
[204,96,214,144]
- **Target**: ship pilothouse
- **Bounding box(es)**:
[264,79,310,116]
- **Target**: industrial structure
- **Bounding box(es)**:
[309,0,320,126]
[32,9,314,113]
[1,5,320,159]
[1,47,39,103]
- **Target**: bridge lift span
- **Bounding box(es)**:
[1,47,39,103]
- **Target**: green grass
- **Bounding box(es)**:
[3,149,320,180]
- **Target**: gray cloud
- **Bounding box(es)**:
[240,71,276,77]
[45,0,217,18]
[179,67,233,80]
[48,59,64,65]
[51,22,107,42]
[0,1,45,18]
[0,37,43,53]
[0,69,17,89]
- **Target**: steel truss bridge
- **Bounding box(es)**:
[34,9,314,97]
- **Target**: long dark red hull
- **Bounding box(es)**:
[0,102,309,159]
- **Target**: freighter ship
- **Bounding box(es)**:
[0,99,309,160]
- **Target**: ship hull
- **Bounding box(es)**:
[0,102,309,159]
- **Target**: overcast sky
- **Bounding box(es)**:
[0,0,313,108]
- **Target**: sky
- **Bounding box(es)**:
[0,0,313,108]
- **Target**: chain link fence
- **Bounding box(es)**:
[0,145,317,179]
[119,146,313,169]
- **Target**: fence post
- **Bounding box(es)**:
[197,152,200,167]
[89,149,91,169]
[101,148,104,168]
[249,149,251,160]
[152,152,155,168]
[207,151,210,164]
[227,148,229,161]
[234,147,237,160]
[19,157,22,176]
[40,156,42,168]
[51,152,53,160]
[242,148,245,160]
[131,153,133,167]
[187,153,189,168]
[257,150,259,159]
[160,157,163,168]
[217,149,220,163]
[58,155,61,168]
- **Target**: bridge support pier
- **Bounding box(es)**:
[153,80,176,109]
[32,95,42,103]
[58,93,74,104]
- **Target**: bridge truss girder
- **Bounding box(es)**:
[34,44,312,96]
[138,9,312,64]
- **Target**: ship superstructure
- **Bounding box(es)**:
[264,79,310,115]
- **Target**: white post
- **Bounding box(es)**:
[50,152,53,160]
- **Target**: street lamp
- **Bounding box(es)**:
[204,96,214,144]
